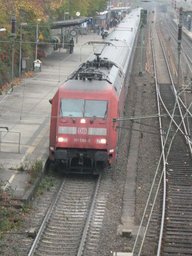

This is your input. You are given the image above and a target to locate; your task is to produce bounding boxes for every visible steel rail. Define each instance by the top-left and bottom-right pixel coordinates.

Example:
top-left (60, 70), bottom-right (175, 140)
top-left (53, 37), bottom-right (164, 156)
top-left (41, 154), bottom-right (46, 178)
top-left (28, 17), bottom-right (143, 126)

top-left (27, 179), bottom-right (65, 256)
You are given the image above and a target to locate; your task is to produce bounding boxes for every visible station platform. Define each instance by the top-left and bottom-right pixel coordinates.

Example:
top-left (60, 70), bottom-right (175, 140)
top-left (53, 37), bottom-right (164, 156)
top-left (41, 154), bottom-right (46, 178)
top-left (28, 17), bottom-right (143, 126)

top-left (0, 32), bottom-right (101, 200)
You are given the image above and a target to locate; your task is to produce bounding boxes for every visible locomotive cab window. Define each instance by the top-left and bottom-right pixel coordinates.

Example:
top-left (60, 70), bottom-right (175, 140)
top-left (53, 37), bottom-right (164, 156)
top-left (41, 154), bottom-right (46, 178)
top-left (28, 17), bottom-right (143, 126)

top-left (84, 100), bottom-right (107, 118)
top-left (60, 99), bottom-right (108, 118)
top-left (60, 99), bottom-right (84, 117)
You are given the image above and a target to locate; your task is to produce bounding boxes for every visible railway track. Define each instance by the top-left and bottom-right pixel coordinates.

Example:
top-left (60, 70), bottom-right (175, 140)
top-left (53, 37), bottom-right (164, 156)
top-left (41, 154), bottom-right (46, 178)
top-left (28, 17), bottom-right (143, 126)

top-left (27, 174), bottom-right (109, 256)
top-left (152, 15), bottom-right (192, 256)
top-left (131, 10), bottom-right (192, 255)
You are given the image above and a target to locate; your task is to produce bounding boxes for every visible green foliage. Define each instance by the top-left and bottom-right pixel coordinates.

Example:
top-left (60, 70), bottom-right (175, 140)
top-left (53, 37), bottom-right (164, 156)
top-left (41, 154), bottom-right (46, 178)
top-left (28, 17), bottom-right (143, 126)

top-left (0, 36), bottom-right (11, 84)
top-left (51, 0), bottom-right (108, 19)
top-left (0, 0), bottom-right (108, 32)
top-left (0, 60), bottom-right (11, 84)
top-left (36, 175), bottom-right (55, 196)
top-left (0, 181), bottom-right (27, 238)
top-left (0, 206), bottom-right (21, 233)
top-left (17, 160), bottom-right (43, 182)
top-left (29, 160), bottom-right (43, 181)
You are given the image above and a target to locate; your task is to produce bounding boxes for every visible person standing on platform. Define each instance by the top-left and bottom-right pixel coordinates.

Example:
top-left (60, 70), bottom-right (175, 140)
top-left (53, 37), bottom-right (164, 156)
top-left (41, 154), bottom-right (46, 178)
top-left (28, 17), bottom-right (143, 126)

top-left (69, 38), bottom-right (74, 54)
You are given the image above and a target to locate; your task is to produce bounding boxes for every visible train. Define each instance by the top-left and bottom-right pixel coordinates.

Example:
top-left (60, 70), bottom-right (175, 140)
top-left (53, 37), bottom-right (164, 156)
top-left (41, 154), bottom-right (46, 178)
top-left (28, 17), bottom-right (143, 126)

top-left (49, 8), bottom-right (142, 173)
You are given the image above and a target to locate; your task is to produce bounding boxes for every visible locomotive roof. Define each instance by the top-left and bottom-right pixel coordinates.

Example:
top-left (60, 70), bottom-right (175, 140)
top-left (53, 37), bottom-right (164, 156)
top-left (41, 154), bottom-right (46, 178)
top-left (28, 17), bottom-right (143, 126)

top-left (62, 79), bottom-right (108, 91)
top-left (58, 79), bottom-right (115, 97)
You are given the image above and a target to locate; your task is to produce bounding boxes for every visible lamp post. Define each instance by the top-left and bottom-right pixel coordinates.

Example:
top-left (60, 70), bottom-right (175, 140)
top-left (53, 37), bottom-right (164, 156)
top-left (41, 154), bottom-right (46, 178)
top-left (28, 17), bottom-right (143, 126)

top-left (75, 12), bottom-right (80, 43)
top-left (35, 19), bottom-right (41, 60)
top-left (62, 12), bottom-right (69, 49)
top-left (11, 15), bottom-right (16, 82)
top-left (19, 23), bottom-right (27, 76)
top-left (139, 22), bottom-right (144, 76)
top-left (177, 7), bottom-right (183, 88)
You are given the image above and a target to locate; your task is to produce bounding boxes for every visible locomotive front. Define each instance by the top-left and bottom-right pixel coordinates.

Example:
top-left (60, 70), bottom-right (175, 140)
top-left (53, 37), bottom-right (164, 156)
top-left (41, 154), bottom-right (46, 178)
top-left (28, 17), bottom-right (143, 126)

top-left (49, 80), bottom-right (118, 173)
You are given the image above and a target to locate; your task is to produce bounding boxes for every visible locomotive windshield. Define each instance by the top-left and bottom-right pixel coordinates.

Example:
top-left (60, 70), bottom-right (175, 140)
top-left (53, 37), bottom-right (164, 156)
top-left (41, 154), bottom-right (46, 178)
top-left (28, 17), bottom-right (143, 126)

top-left (60, 99), bottom-right (107, 118)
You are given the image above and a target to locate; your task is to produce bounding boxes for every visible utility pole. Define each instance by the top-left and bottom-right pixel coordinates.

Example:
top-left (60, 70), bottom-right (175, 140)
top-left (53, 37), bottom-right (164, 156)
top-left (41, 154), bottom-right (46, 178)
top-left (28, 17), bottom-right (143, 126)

top-left (11, 15), bottom-right (16, 82)
top-left (35, 23), bottom-right (39, 60)
top-left (62, 11), bottom-right (65, 49)
top-left (62, 12), bottom-right (69, 48)
top-left (139, 21), bottom-right (144, 76)
top-left (19, 23), bottom-right (27, 76)
top-left (177, 7), bottom-right (183, 88)
top-left (35, 19), bottom-right (41, 60)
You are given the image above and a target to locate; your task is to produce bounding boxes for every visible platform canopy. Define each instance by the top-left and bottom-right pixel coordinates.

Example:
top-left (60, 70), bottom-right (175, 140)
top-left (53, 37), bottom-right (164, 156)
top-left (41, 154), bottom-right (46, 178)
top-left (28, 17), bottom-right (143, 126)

top-left (51, 18), bottom-right (89, 29)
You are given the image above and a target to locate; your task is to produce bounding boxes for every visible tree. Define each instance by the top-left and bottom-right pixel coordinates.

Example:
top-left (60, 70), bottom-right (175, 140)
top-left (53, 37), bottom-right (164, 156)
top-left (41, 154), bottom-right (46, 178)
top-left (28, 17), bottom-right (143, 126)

top-left (87, 0), bottom-right (107, 16)
top-left (0, 0), bottom-right (108, 86)
top-left (49, 0), bottom-right (108, 20)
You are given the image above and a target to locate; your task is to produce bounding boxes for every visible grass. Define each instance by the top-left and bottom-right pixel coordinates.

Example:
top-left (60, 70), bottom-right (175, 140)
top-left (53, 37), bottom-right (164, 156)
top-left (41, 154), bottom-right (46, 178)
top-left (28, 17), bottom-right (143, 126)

top-left (0, 182), bottom-right (29, 238)
top-left (17, 159), bottom-right (43, 183)
top-left (0, 160), bottom-right (55, 238)
top-left (0, 159), bottom-right (43, 238)
top-left (36, 175), bottom-right (55, 196)
top-left (28, 160), bottom-right (43, 183)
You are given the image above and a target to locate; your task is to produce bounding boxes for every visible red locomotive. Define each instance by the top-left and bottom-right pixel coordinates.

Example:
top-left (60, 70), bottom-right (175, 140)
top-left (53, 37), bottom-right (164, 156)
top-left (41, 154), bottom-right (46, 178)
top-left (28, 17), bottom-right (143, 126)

top-left (49, 8), bottom-right (142, 173)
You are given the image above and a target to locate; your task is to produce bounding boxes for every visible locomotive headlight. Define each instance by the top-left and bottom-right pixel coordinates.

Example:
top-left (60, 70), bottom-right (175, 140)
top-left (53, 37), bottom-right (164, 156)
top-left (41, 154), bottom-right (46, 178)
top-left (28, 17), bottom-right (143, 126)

top-left (96, 138), bottom-right (107, 144)
top-left (57, 136), bottom-right (68, 143)
top-left (109, 149), bottom-right (114, 153)
top-left (80, 118), bottom-right (86, 124)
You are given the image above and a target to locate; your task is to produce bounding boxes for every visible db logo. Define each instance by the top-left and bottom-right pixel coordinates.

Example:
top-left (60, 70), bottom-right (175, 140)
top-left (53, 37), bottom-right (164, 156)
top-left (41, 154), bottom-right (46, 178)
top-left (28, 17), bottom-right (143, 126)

top-left (78, 127), bottom-right (87, 135)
